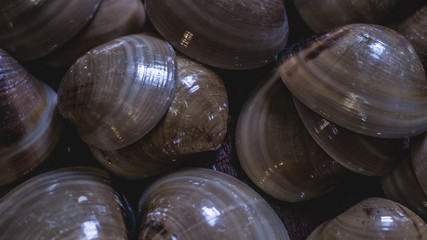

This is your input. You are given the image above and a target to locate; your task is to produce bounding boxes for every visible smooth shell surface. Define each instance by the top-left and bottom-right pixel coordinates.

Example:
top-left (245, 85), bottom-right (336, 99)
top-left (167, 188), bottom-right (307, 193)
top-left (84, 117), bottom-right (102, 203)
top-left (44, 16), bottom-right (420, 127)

top-left (411, 132), bottom-right (427, 195)
top-left (306, 197), bottom-right (427, 239)
top-left (40, 0), bottom-right (146, 68)
top-left (278, 24), bottom-right (427, 138)
top-left (397, 4), bottom-right (427, 69)
top-left (145, 0), bottom-right (289, 70)
top-left (58, 34), bottom-right (176, 151)
top-left (138, 168), bottom-right (290, 240)
top-left (0, 167), bottom-right (128, 239)
top-left (294, 99), bottom-right (404, 176)
top-left (292, 0), bottom-right (398, 33)
top-left (0, 0), bottom-right (102, 61)
top-left (235, 70), bottom-right (347, 202)
top-left (90, 55), bottom-right (229, 179)
top-left (0, 49), bottom-right (62, 186)
top-left (381, 157), bottom-right (427, 220)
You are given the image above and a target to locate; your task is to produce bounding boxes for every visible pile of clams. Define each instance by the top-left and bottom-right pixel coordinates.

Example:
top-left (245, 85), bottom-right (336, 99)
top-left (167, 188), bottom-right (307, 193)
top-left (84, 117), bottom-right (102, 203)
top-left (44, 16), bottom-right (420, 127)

top-left (1, 0), bottom-right (427, 239)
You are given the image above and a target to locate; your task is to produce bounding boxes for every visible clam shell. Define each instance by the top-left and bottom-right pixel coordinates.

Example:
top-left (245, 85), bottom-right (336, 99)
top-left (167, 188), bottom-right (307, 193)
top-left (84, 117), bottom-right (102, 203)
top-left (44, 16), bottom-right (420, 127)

top-left (397, 4), bottom-right (427, 69)
top-left (58, 34), bottom-right (176, 151)
top-left (294, 98), bottom-right (404, 176)
top-left (138, 168), bottom-right (290, 240)
top-left (145, 0), bottom-right (289, 70)
top-left (0, 49), bottom-right (62, 186)
top-left (307, 197), bottom-right (427, 239)
top-left (292, 0), bottom-right (399, 33)
top-left (40, 0), bottom-right (146, 68)
top-left (0, 0), bottom-right (102, 61)
top-left (235, 70), bottom-right (347, 202)
top-left (90, 55), bottom-right (229, 179)
top-left (381, 157), bottom-right (427, 220)
top-left (278, 24), bottom-right (427, 138)
top-left (0, 167), bottom-right (128, 239)
top-left (411, 132), bottom-right (427, 195)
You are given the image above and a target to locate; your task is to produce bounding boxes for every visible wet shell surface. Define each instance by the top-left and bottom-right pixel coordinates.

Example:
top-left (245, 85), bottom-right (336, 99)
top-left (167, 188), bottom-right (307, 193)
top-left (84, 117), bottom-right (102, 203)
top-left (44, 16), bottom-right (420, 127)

top-left (90, 55), bottom-right (229, 179)
top-left (0, 167), bottom-right (128, 239)
top-left (0, 0), bottom-right (102, 61)
top-left (292, 0), bottom-right (399, 33)
top-left (137, 168), bottom-right (290, 240)
top-left (294, 99), bottom-right (404, 176)
top-left (410, 132), bottom-right (427, 195)
top-left (235, 70), bottom-right (347, 202)
top-left (145, 0), bottom-right (289, 70)
top-left (57, 34), bottom-right (176, 151)
top-left (40, 0), bottom-right (146, 68)
top-left (0, 49), bottom-right (62, 186)
top-left (278, 24), bottom-right (427, 138)
top-left (381, 157), bottom-right (427, 221)
top-left (306, 197), bottom-right (427, 239)
top-left (397, 4), bottom-right (427, 69)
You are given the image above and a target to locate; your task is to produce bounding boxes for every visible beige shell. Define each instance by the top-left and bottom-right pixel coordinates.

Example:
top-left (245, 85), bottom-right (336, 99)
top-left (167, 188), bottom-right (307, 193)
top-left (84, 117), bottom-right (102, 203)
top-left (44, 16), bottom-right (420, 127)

top-left (278, 24), bottom-right (427, 138)
top-left (0, 167), bottom-right (128, 239)
top-left (307, 197), bottom-right (427, 239)
top-left (90, 55), bottom-right (228, 179)
top-left (381, 157), bottom-right (427, 220)
top-left (57, 34), bottom-right (176, 151)
top-left (145, 0), bottom-right (289, 70)
top-left (235, 69), bottom-right (347, 202)
top-left (138, 168), bottom-right (290, 240)
top-left (0, 0), bottom-right (102, 61)
top-left (294, 98), bottom-right (404, 176)
top-left (0, 49), bottom-right (62, 186)
top-left (40, 0), bottom-right (146, 68)
top-left (292, 0), bottom-right (399, 33)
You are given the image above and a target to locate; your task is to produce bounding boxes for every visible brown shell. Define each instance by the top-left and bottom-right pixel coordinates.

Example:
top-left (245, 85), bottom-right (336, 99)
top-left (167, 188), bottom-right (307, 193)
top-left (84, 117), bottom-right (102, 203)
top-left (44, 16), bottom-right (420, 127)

top-left (397, 4), bottom-right (427, 69)
top-left (292, 0), bottom-right (399, 33)
top-left (278, 24), bottom-right (427, 138)
top-left (145, 0), bottom-right (289, 70)
top-left (0, 49), bottom-right (62, 186)
top-left (0, 0), bottom-right (102, 61)
top-left (411, 132), bottom-right (427, 195)
top-left (40, 0), bottom-right (146, 68)
top-left (381, 157), bottom-right (427, 221)
top-left (90, 55), bottom-right (229, 179)
top-left (307, 197), bottom-right (427, 239)
top-left (235, 69), bottom-right (348, 202)
top-left (138, 168), bottom-right (290, 240)
top-left (0, 167), bottom-right (128, 239)
top-left (58, 34), bottom-right (176, 151)
top-left (294, 98), bottom-right (405, 176)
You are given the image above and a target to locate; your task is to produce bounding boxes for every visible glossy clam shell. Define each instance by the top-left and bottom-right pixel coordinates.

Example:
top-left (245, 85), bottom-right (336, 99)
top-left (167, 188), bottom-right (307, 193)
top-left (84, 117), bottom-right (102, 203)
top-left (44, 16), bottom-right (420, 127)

top-left (0, 167), bottom-right (127, 239)
top-left (397, 4), bottom-right (427, 69)
top-left (0, 49), bottom-right (62, 186)
top-left (306, 197), bottom-right (427, 239)
top-left (294, 99), bottom-right (404, 176)
top-left (138, 168), bottom-right (290, 240)
top-left (145, 0), bottom-right (289, 70)
top-left (411, 132), bottom-right (427, 195)
top-left (292, 0), bottom-right (398, 33)
top-left (58, 34), bottom-right (176, 151)
top-left (90, 55), bottom-right (229, 179)
top-left (0, 0), bottom-right (102, 61)
top-left (40, 0), bottom-right (146, 68)
top-left (278, 24), bottom-right (427, 138)
top-left (235, 70), bottom-right (347, 202)
top-left (381, 157), bottom-right (427, 220)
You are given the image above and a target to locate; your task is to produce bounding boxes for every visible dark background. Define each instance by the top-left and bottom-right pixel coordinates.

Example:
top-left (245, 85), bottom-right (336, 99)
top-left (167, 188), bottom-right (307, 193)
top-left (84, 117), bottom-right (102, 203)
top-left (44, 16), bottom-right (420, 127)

top-left (1, 0), bottom-right (426, 239)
